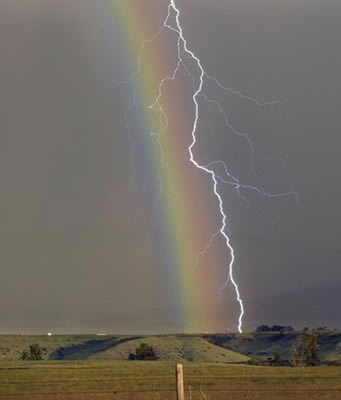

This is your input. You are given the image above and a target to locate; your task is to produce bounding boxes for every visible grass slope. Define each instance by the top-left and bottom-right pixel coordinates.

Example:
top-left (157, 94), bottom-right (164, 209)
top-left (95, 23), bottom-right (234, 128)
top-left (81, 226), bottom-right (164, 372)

top-left (205, 331), bottom-right (341, 362)
top-left (0, 335), bottom-right (248, 363)
top-left (88, 335), bottom-right (249, 362)
top-left (0, 335), bottom-right (93, 362)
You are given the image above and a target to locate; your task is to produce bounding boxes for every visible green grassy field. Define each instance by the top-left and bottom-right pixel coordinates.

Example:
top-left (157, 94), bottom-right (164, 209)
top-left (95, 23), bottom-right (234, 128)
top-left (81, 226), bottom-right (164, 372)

top-left (0, 360), bottom-right (340, 400)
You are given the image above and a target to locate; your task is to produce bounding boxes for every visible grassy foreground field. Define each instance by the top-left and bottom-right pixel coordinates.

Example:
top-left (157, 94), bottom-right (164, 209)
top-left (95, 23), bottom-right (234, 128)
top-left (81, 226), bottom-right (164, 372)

top-left (0, 360), bottom-right (341, 400)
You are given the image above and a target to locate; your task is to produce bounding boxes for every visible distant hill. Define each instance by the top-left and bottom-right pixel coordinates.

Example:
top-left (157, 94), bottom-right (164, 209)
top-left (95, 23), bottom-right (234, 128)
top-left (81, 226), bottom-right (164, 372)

top-left (0, 334), bottom-right (248, 363)
top-left (87, 336), bottom-right (249, 363)
top-left (205, 331), bottom-right (341, 362)
top-left (49, 335), bottom-right (248, 363)
top-left (0, 331), bottom-right (340, 363)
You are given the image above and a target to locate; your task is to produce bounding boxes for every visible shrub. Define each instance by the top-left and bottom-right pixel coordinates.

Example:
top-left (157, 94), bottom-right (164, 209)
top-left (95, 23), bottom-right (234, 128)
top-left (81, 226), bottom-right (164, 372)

top-left (21, 344), bottom-right (43, 361)
top-left (128, 343), bottom-right (159, 361)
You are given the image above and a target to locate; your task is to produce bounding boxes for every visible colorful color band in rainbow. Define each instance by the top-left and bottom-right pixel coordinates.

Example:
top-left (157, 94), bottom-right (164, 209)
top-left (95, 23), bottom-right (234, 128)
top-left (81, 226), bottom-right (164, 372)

top-left (111, 0), bottom-right (235, 332)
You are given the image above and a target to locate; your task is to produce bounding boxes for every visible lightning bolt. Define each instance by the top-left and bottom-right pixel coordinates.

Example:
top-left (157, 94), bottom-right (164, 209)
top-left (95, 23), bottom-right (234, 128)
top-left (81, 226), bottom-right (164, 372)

top-left (123, 0), bottom-right (297, 333)
top-left (163, 0), bottom-right (246, 333)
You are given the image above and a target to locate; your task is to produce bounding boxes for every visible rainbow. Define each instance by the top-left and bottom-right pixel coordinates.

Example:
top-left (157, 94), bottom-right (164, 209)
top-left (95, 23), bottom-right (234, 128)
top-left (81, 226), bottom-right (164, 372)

top-left (110, 0), bottom-right (234, 332)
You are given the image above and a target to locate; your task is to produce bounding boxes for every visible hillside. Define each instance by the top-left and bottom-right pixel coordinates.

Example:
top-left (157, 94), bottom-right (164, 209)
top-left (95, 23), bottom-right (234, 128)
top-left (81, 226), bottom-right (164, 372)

top-left (205, 331), bottom-right (341, 362)
top-left (87, 336), bottom-right (249, 363)
top-left (50, 335), bottom-right (248, 363)
top-left (0, 335), bottom-right (90, 362)
top-left (0, 334), bottom-right (248, 363)
top-left (1, 331), bottom-right (340, 363)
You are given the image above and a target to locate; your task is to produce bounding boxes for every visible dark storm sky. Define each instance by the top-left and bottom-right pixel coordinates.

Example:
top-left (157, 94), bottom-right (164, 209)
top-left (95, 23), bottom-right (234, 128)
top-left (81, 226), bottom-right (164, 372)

top-left (0, 0), bottom-right (340, 333)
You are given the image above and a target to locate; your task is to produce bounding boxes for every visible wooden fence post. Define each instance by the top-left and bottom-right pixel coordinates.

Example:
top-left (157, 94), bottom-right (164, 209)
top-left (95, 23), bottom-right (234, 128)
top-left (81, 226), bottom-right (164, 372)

top-left (176, 363), bottom-right (185, 400)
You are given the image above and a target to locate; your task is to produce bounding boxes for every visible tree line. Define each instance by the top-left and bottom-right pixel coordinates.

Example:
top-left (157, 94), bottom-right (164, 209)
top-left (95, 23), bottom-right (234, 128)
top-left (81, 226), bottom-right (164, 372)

top-left (256, 324), bottom-right (294, 332)
top-left (256, 324), bottom-right (329, 332)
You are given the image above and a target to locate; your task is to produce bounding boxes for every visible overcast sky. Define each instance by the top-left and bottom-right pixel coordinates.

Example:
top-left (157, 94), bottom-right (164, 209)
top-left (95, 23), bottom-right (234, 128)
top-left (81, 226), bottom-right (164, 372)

top-left (0, 0), bottom-right (340, 333)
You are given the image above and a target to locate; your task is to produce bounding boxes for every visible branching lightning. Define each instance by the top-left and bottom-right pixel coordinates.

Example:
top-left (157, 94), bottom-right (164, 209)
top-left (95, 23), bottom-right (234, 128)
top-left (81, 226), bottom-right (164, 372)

top-left (123, 0), bottom-right (297, 333)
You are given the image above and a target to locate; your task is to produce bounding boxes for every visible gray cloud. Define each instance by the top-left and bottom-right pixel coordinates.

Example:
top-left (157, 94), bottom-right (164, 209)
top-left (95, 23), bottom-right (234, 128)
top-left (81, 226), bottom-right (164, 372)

top-left (0, 0), bottom-right (340, 333)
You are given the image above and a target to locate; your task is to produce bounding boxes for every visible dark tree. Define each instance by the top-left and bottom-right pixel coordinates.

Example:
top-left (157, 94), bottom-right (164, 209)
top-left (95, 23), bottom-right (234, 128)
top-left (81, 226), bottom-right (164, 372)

top-left (302, 334), bottom-right (320, 366)
top-left (21, 344), bottom-right (43, 361)
top-left (316, 326), bottom-right (327, 331)
top-left (290, 334), bottom-right (319, 367)
top-left (128, 343), bottom-right (159, 361)
top-left (271, 325), bottom-right (283, 332)
top-left (256, 324), bottom-right (295, 333)
top-left (256, 325), bottom-right (270, 332)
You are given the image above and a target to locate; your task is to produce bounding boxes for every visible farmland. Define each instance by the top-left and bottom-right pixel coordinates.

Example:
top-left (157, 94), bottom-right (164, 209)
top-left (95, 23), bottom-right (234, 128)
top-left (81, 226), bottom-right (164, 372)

top-left (0, 333), bottom-right (340, 399)
top-left (0, 360), bottom-right (341, 399)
